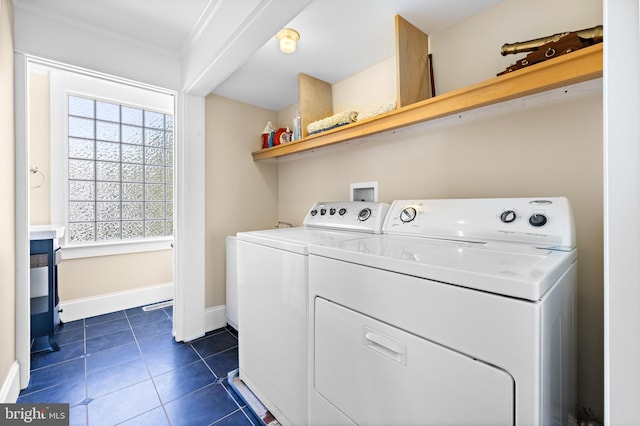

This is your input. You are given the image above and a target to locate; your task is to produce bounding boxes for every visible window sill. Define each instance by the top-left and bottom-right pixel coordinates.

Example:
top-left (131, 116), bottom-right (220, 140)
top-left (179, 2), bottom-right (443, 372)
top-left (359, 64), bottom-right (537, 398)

top-left (60, 238), bottom-right (173, 260)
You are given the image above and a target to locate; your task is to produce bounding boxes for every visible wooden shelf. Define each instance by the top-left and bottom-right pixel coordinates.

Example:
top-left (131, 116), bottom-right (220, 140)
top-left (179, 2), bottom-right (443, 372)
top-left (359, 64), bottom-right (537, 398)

top-left (252, 43), bottom-right (603, 161)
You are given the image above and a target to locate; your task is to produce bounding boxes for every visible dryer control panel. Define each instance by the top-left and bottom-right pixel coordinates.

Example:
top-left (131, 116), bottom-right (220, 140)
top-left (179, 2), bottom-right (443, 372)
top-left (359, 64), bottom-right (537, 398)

top-left (303, 201), bottom-right (389, 234)
top-left (384, 197), bottom-right (575, 251)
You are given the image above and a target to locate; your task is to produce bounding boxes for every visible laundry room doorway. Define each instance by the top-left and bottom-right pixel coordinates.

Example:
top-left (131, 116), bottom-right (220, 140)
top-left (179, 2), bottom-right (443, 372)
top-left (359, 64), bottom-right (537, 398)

top-left (14, 55), bottom-right (184, 388)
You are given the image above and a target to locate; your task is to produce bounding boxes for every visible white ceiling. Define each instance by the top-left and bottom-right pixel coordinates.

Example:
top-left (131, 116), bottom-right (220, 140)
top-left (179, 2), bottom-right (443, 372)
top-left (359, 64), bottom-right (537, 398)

top-left (13, 0), bottom-right (503, 111)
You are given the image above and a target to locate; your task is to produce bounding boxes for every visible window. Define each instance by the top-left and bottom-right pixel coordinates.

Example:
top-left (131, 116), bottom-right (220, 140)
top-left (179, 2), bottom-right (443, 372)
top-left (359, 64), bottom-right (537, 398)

top-left (66, 95), bottom-right (174, 244)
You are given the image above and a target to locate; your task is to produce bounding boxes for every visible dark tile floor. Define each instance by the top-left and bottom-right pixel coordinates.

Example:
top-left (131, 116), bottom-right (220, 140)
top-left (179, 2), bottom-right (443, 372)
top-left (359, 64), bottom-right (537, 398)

top-left (18, 304), bottom-right (256, 426)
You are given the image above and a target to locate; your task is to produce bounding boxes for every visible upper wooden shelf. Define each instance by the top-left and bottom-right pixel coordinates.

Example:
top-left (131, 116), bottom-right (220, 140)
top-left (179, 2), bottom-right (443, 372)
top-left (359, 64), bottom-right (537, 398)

top-left (252, 43), bottom-right (603, 161)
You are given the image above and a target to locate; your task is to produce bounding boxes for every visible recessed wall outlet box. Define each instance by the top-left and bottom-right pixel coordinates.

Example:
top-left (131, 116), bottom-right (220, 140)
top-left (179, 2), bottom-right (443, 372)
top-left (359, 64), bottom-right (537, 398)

top-left (350, 181), bottom-right (378, 202)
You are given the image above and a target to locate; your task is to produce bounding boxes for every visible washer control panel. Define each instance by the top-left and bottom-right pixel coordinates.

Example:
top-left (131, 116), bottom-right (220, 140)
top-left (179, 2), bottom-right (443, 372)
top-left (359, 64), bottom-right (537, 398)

top-left (303, 201), bottom-right (390, 234)
top-left (384, 197), bottom-right (575, 250)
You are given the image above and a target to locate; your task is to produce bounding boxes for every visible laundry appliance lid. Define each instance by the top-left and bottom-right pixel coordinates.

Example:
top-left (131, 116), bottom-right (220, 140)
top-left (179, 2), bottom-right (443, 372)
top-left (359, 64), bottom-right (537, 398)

top-left (236, 227), bottom-right (376, 255)
top-left (308, 234), bottom-right (577, 301)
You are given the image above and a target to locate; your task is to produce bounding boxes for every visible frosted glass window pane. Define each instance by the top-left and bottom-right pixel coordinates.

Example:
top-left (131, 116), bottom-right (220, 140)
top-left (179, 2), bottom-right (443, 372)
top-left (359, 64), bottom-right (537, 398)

top-left (97, 222), bottom-right (120, 240)
top-left (122, 106), bottom-right (142, 125)
top-left (69, 96), bottom-right (94, 118)
top-left (145, 166), bottom-right (164, 183)
top-left (122, 125), bottom-right (143, 144)
top-left (96, 182), bottom-right (120, 201)
top-left (122, 183), bottom-right (143, 201)
top-left (67, 95), bottom-right (173, 246)
top-left (97, 202), bottom-right (121, 221)
top-left (144, 111), bottom-right (164, 129)
top-left (69, 116), bottom-right (95, 139)
top-left (145, 220), bottom-right (165, 237)
top-left (122, 221), bottom-right (143, 239)
top-left (145, 202), bottom-right (164, 220)
top-left (122, 144), bottom-right (143, 164)
top-left (96, 121), bottom-right (120, 142)
top-left (96, 161), bottom-right (120, 181)
top-left (145, 184), bottom-right (164, 201)
top-left (96, 141), bottom-right (120, 162)
top-left (69, 159), bottom-right (95, 180)
top-left (69, 202), bottom-right (95, 222)
top-left (69, 223), bottom-right (95, 243)
top-left (69, 181), bottom-right (94, 201)
top-left (122, 164), bottom-right (143, 182)
top-left (69, 138), bottom-right (94, 159)
top-left (144, 129), bottom-right (164, 147)
top-left (96, 101), bottom-right (119, 122)
top-left (122, 202), bottom-right (143, 220)
top-left (145, 147), bottom-right (164, 165)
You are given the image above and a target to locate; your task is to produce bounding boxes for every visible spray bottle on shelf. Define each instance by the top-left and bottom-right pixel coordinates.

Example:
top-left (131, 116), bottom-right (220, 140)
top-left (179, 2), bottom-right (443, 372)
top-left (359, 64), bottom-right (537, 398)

top-left (292, 111), bottom-right (302, 141)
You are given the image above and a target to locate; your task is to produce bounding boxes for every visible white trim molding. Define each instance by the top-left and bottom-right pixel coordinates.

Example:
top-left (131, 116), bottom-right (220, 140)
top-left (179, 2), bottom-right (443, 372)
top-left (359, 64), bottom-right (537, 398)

top-left (0, 361), bottom-right (20, 403)
top-left (59, 282), bottom-right (173, 322)
top-left (205, 305), bottom-right (227, 334)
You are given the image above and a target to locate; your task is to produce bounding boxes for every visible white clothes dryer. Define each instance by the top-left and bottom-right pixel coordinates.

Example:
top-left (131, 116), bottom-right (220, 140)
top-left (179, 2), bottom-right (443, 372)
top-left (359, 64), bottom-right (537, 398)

top-left (236, 201), bottom-right (389, 426)
top-left (308, 197), bottom-right (577, 426)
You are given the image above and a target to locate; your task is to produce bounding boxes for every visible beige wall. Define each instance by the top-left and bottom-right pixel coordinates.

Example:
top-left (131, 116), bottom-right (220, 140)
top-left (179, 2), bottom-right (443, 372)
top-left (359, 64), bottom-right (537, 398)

top-left (204, 95), bottom-right (278, 308)
top-left (277, 0), bottom-right (604, 418)
top-left (58, 250), bottom-right (173, 300)
top-left (27, 70), bottom-right (173, 304)
top-left (0, 0), bottom-right (15, 395)
top-left (278, 86), bottom-right (604, 416)
top-left (204, 0), bottom-right (604, 417)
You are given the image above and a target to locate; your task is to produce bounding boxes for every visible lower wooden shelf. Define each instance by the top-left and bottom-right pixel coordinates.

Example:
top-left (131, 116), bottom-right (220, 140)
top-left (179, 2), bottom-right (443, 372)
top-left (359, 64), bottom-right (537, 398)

top-left (252, 43), bottom-right (603, 161)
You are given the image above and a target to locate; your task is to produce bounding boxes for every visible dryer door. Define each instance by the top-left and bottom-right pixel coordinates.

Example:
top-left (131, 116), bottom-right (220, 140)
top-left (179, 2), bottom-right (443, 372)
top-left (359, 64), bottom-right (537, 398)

top-left (313, 297), bottom-right (514, 426)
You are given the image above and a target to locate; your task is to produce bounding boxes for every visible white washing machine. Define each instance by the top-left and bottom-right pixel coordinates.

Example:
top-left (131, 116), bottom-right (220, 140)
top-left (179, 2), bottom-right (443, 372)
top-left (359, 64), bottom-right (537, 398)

top-left (236, 201), bottom-right (389, 426)
top-left (308, 197), bottom-right (577, 426)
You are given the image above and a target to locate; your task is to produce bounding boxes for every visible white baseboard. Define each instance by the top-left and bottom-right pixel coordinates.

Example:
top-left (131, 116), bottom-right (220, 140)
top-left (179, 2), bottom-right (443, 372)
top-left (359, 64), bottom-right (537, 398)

top-left (59, 283), bottom-right (174, 322)
top-left (204, 305), bottom-right (227, 333)
top-left (0, 361), bottom-right (20, 403)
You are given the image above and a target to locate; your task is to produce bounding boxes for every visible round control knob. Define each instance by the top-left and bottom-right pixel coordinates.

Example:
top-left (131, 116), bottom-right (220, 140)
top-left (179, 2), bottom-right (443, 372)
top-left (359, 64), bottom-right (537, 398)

top-left (529, 214), bottom-right (548, 227)
top-left (338, 208), bottom-right (347, 216)
top-left (329, 208), bottom-right (336, 215)
top-left (310, 209), bottom-right (318, 216)
top-left (400, 207), bottom-right (417, 223)
top-left (500, 210), bottom-right (517, 223)
top-left (358, 208), bottom-right (372, 221)
top-left (320, 208), bottom-right (327, 216)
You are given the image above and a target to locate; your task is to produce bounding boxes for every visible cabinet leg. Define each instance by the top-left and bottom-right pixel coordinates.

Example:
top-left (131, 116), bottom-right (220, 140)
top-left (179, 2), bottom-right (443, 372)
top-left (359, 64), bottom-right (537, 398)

top-left (48, 334), bottom-right (60, 352)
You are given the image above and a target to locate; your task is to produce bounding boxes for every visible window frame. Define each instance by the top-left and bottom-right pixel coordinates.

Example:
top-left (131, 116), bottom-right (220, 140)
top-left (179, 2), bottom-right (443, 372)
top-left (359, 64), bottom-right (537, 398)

top-left (47, 65), bottom-right (175, 259)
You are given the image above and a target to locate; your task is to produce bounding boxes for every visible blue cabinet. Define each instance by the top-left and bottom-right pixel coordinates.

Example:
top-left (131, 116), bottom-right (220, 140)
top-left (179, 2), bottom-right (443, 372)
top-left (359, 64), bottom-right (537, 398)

top-left (30, 238), bottom-right (61, 351)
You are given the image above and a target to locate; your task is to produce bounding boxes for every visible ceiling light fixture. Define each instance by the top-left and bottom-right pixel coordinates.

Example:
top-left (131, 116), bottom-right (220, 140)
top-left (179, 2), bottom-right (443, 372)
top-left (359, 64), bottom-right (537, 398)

top-left (276, 28), bottom-right (300, 53)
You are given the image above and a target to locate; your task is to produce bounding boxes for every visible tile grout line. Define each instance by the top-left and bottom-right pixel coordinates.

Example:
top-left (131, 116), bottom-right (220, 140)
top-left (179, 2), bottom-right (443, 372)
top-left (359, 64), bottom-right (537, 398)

top-left (185, 328), bottom-right (251, 420)
top-left (124, 306), bottom-right (173, 425)
top-left (83, 318), bottom-right (89, 426)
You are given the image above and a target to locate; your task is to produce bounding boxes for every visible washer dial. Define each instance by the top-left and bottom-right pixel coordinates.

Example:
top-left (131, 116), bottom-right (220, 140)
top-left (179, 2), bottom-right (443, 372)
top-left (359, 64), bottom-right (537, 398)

top-left (400, 207), bottom-right (418, 223)
top-left (358, 208), bottom-right (372, 221)
top-left (529, 214), bottom-right (548, 227)
top-left (500, 210), bottom-right (517, 223)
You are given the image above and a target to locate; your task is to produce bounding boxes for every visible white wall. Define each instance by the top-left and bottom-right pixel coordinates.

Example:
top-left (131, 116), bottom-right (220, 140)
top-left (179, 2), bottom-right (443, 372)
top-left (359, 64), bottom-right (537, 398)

top-left (12, 7), bottom-right (180, 91)
top-left (604, 1), bottom-right (640, 424)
